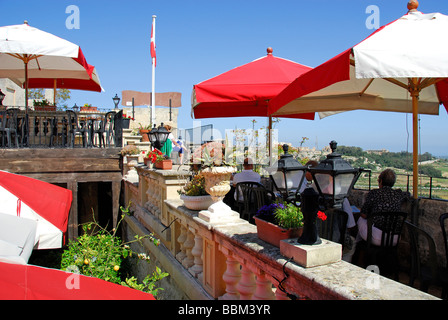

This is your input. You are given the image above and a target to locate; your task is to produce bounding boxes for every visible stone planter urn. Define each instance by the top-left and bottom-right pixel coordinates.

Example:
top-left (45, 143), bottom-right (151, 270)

top-left (180, 194), bottom-right (214, 211)
top-left (124, 155), bottom-right (139, 182)
top-left (198, 166), bottom-right (239, 223)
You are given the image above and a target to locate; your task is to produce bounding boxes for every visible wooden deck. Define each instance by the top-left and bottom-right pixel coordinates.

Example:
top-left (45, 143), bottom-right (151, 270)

top-left (0, 147), bottom-right (123, 240)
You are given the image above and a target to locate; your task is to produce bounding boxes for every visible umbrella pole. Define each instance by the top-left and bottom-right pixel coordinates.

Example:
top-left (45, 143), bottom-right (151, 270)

top-left (268, 116), bottom-right (273, 162)
top-left (25, 60), bottom-right (29, 114)
top-left (54, 79), bottom-right (57, 106)
top-left (410, 80), bottom-right (420, 199)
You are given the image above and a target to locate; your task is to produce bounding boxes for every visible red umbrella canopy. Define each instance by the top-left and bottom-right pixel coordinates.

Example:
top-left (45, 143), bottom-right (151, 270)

top-left (192, 48), bottom-right (315, 119)
top-left (0, 262), bottom-right (155, 300)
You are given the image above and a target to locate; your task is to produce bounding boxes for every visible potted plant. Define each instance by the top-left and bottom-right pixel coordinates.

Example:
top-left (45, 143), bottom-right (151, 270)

top-left (192, 142), bottom-right (236, 204)
top-left (120, 144), bottom-right (141, 180)
top-left (178, 173), bottom-right (214, 210)
top-left (254, 201), bottom-right (305, 247)
top-left (138, 123), bottom-right (152, 142)
top-left (122, 114), bottom-right (133, 129)
top-left (145, 148), bottom-right (172, 170)
top-left (120, 144), bottom-right (140, 157)
top-left (80, 103), bottom-right (98, 112)
top-left (33, 99), bottom-right (56, 111)
top-left (254, 202), bottom-right (328, 247)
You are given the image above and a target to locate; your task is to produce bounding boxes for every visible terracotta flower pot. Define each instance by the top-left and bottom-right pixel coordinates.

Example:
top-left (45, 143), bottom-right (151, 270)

top-left (254, 216), bottom-right (303, 247)
top-left (140, 129), bottom-right (150, 142)
top-left (155, 159), bottom-right (172, 170)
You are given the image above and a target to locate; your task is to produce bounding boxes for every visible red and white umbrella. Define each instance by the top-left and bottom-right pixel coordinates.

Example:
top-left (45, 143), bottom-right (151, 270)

top-left (0, 22), bottom-right (102, 109)
top-left (0, 171), bottom-right (72, 249)
top-left (0, 262), bottom-right (155, 300)
top-left (269, 2), bottom-right (448, 198)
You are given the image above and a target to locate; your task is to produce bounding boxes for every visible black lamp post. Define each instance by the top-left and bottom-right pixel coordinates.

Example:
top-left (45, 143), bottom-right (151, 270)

top-left (0, 89), bottom-right (5, 106)
top-left (268, 144), bottom-right (307, 202)
top-left (297, 141), bottom-right (360, 246)
top-left (309, 141), bottom-right (361, 209)
top-left (72, 103), bottom-right (79, 112)
top-left (149, 123), bottom-right (170, 151)
top-left (113, 94), bottom-right (121, 110)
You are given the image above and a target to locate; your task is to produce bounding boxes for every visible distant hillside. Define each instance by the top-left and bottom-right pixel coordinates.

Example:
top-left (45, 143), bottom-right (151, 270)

top-left (338, 146), bottom-right (444, 178)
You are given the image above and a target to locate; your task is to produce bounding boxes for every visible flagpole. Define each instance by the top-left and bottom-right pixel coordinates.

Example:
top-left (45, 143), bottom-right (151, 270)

top-left (151, 15), bottom-right (156, 126)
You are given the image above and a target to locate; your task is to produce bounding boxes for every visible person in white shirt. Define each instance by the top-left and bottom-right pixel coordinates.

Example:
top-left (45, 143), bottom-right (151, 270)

top-left (232, 158), bottom-right (261, 201)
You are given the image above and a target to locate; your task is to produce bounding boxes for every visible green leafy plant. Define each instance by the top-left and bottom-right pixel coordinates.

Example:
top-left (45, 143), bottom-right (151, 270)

top-left (60, 203), bottom-right (168, 297)
top-left (191, 141), bottom-right (235, 168)
top-left (273, 202), bottom-right (304, 229)
top-left (256, 201), bottom-right (304, 229)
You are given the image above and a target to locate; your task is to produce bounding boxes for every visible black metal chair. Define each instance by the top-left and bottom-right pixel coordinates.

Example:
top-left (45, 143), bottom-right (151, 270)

top-left (406, 221), bottom-right (448, 297)
top-left (439, 213), bottom-right (448, 298)
top-left (0, 108), bottom-right (19, 148)
top-left (354, 211), bottom-right (407, 280)
top-left (317, 208), bottom-right (348, 245)
top-left (93, 111), bottom-right (116, 148)
top-left (235, 182), bottom-right (274, 223)
top-left (66, 110), bottom-right (87, 147)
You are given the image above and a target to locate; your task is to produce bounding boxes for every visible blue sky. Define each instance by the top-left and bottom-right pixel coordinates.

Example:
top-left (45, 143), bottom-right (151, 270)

top-left (2, 0), bottom-right (448, 156)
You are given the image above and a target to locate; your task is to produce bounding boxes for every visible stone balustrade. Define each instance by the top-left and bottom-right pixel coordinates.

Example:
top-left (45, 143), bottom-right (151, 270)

top-left (122, 165), bottom-right (439, 300)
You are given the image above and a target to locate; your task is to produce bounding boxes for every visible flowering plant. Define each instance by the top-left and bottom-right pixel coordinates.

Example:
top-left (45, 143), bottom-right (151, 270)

top-left (317, 210), bottom-right (327, 221)
top-left (123, 114), bottom-right (135, 121)
top-left (61, 203), bottom-right (168, 297)
top-left (256, 201), bottom-right (303, 229)
top-left (145, 148), bottom-right (167, 164)
top-left (120, 144), bottom-right (140, 156)
top-left (256, 202), bottom-right (327, 229)
top-left (178, 173), bottom-right (207, 196)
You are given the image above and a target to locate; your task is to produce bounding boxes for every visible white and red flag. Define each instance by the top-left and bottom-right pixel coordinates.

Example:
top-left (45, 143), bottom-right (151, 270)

top-left (150, 19), bottom-right (156, 67)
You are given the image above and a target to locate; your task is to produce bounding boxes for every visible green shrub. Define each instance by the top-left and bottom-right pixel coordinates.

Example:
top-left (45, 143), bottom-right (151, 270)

top-left (61, 204), bottom-right (168, 297)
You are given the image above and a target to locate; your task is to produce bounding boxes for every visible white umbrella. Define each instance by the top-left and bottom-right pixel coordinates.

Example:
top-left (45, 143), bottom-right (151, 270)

top-left (269, 2), bottom-right (448, 198)
top-left (0, 21), bottom-right (102, 110)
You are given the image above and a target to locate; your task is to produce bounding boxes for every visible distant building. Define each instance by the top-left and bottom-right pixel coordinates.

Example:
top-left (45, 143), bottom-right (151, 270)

top-left (0, 79), bottom-right (26, 107)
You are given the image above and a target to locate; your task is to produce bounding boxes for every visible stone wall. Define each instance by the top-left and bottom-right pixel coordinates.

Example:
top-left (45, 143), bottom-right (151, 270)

top-left (121, 165), bottom-right (439, 300)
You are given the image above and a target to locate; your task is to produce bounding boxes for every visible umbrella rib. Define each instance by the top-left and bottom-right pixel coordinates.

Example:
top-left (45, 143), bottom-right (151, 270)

top-left (383, 78), bottom-right (408, 90)
top-left (419, 77), bottom-right (443, 90)
top-left (359, 79), bottom-right (374, 97)
top-left (6, 53), bottom-right (43, 63)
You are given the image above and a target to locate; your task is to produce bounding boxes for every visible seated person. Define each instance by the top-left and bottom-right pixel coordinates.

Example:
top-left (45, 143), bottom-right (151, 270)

top-left (356, 168), bottom-right (409, 246)
top-left (232, 158), bottom-right (261, 201)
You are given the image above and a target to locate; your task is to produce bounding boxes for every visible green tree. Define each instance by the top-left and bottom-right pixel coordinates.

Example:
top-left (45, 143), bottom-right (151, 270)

top-left (28, 88), bottom-right (71, 108)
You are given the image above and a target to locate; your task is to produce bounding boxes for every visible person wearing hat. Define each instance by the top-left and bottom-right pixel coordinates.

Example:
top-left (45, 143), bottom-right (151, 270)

top-left (160, 122), bottom-right (180, 158)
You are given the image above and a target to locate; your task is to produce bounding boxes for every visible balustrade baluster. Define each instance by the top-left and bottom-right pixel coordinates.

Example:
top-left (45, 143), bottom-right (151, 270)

top-left (236, 264), bottom-right (256, 300)
top-left (219, 248), bottom-right (241, 300)
top-left (188, 230), bottom-right (203, 279)
top-left (252, 271), bottom-right (276, 300)
top-left (176, 225), bottom-right (187, 262)
top-left (182, 229), bottom-right (195, 269)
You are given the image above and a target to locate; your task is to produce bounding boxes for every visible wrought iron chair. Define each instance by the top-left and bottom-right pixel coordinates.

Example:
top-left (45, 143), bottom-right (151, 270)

top-left (93, 111), bottom-right (116, 147)
top-left (66, 110), bottom-right (87, 147)
top-left (440, 213), bottom-right (448, 299)
top-left (354, 211), bottom-right (407, 280)
top-left (317, 208), bottom-right (348, 245)
top-left (406, 221), bottom-right (448, 297)
top-left (0, 108), bottom-right (19, 148)
top-left (235, 182), bottom-right (274, 223)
